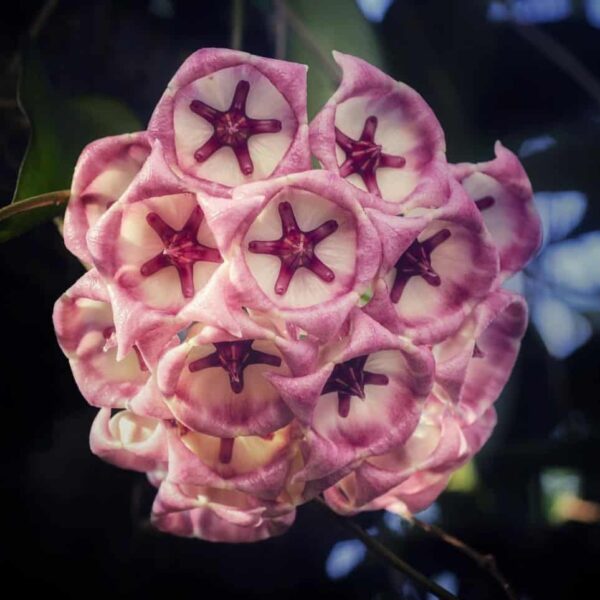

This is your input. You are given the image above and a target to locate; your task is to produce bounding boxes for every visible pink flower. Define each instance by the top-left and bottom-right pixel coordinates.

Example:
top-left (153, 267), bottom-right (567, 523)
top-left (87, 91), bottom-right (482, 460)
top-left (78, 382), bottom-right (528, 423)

top-left (453, 141), bottom-right (543, 283)
top-left (64, 132), bottom-right (151, 263)
top-left (149, 48), bottom-right (310, 195)
top-left (310, 52), bottom-right (448, 210)
top-left (53, 48), bottom-right (541, 542)
top-left (198, 170), bottom-right (381, 340)
top-left (364, 179), bottom-right (499, 343)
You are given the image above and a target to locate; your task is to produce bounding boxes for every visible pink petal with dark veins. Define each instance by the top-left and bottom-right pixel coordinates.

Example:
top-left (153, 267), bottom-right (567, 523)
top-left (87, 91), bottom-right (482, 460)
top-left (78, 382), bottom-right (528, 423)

top-left (453, 141), bottom-right (542, 283)
top-left (64, 132), bottom-right (150, 263)
top-left (310, 52), bottom-right (447, 208)
top-left (149, 48), bottom-right (310, 195)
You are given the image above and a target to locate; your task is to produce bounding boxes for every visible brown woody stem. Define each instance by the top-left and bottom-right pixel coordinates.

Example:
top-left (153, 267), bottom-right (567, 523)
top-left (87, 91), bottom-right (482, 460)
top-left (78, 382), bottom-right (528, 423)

top-left (315, 498), bottom-right (459, 600)
top-left (408, 516), bottom-right (517, 600)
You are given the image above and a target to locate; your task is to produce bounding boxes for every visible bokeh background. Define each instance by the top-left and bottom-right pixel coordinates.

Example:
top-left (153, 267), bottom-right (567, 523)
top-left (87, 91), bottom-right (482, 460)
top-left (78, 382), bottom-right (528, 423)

top-left (1, 1), bottom-right (599, 598)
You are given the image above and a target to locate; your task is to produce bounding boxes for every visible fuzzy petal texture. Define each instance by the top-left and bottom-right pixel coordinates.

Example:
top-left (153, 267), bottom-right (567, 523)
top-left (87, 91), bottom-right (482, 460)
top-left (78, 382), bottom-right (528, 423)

top-left (323, 395), bottom-right (468, 513)
top-left (435, 290), bottom-right (528, 424)
top-left (64, 132), bottom-right (151, 263)
top-left (165, 422), bottom-right (300, 501)
top-left (156, 315), bottom-right (314, 437)
top-left (270, 311), bottom-right (434, 482)
top-left (149, 48), bottom-right (310, 195)
top-left (151, 482), bottom-right (296, 542)
top-left (53, 269), bottom-right (152, 408)
top-left (375, 408), bottom-right (496, 515)
top-left (453, 141), bottom-right (542, 283)
top-left (200, 171), bottom-right (381, 341)
top-left (87, 152), bottom-right (227, 357)
top-left (310, 51), bottom-right (447, 209)
top-left (89, 408), bottom-right (168, 472)
top-left (365, 179), bottom-right (499, 344)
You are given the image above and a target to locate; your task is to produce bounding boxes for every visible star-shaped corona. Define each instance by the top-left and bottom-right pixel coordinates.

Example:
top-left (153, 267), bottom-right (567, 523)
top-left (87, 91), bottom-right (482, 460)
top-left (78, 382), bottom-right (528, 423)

top-left (140, 206), bottom-right (222, 298)
top-left (189, 80), bottom-right (282, 175)
top-left (335, 116), bottom-right (406, 196)
top-left (248, 201), bottom-right (338, 295)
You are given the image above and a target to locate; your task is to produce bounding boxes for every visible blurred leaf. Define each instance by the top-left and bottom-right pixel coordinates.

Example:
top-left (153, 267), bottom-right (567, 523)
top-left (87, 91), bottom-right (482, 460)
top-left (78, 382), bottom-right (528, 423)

top-left (2, 47), bottom-right (141, 242)
top-left (284, 0), bottom-right (385, 117)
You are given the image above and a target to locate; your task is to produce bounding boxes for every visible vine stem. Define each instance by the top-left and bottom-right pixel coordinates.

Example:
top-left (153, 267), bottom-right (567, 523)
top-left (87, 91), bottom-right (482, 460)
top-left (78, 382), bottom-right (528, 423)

top-left (408, 516), bottom-right (517, 600)
top-left (315, 498), bottom-right (459, 600)
top-left (230, 0), bottom-right (245, 51)
top-left (0, 190), bottom-right (70, 222)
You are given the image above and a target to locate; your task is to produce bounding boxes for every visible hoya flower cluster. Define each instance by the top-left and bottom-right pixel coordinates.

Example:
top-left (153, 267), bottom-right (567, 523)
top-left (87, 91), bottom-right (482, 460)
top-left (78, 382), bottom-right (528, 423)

top-left (53, 49), bottom-right (541, 542)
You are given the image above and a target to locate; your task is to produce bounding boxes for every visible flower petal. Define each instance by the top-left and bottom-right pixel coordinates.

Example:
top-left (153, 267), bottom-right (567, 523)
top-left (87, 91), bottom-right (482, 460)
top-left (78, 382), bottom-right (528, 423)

top-left (272, 312), bottom-right (433, 482)
top-left (64, 132), bottom-right (150, 263)
top-left (215, 171), bottom-right (381, 341)
top-left (87, 169), bottom-right (225, 357)
top-left (53, 269), bottom-right (151, 408)
top-left (433, 291), bottom-right (527, 418)
top-left (149, 48), bottom-right (310, 194)
top-left (157, 321), bottom-right (296, 437)
top-left (453, 141), bottom-right (542, 283)
top-left (151, 483), bottom-right (296, 542)
top-left (365, 179), bottom-right (499, 344)
top-left (310, 51), bottom-right (447, 208)
top-left (89, 408), bottom-right (168, 472)
top-left (165, 423), bottom-right (298, 500)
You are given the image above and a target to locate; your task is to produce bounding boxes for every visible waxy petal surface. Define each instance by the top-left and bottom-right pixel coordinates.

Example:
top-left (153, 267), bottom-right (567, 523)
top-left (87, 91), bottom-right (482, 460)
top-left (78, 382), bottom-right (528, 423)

top-left (53, 269), bottom-right (151, 408)
top-left (157, 319), bottom-right (301, 437)
top-left (201, 171), bottom-right (381, 341)
top-left (90, 408), bottom-right (168, 472)
top-left (454, 142), bottom-right (542, 283)
top-left (149, 48), bottom-right (310, 194)
top-left (310, 52), bottom-right (447, 209)
top-left (64, 132), bottom-right (151, 263)
top-left (365, 179), bottom-right (499, 344)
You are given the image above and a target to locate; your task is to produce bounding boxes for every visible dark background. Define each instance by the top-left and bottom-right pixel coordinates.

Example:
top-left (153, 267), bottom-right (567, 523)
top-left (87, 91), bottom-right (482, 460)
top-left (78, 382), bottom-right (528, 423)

top-left (1, 1), bottom-right (599, 598)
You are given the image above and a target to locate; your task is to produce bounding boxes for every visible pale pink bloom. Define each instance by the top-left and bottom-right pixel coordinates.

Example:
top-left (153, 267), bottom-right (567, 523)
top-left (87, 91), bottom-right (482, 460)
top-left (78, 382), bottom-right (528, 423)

top-left (149, 48), bottom-right (310, 195)
top-left (86, 148), bottom-right (235, 358)
top-left (64, 132), bottom-right (151, 263)
top-left (310, 52), bottom-right (448, 210)
top-left (156, 312), bottom-right (316, 438)
top-left (89, 408), bottom-right (168, 473)
top-left (453, 141), bottom-right (543, 283)
top-left (269, 311), bottom-right (434, 483)
top-left (53, 269), bottom-right (156, 408)
top-left (198, 170), bottom-right (381, 340)
top-left (434, 290), bottom-right (528, 425)
top-left (364, 179), bottom-right (499, 343)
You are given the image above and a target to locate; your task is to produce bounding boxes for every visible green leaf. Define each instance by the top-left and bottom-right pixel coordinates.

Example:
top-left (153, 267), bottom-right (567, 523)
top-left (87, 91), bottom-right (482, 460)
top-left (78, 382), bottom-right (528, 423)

top-left (2, 47), bottom-right (142, 242)
top-left (284, 0), bottom-right (385, 118)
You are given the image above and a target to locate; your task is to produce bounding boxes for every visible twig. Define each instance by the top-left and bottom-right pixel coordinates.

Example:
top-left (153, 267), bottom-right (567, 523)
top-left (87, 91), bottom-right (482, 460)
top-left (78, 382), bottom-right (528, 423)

top-left (408, 516), bottom-right (517, 600)
top-left (0, 190), bottom-right (70, 222)
top-left (279, 1), bottom-right (340, 85)
top-left (513, 23), bottom-right (600, 110)
top-left (230, 0), bottom-right (244, 51)
top-left (273, 0), bottom-right (287, 60)
top-left (315, 498), bottom-right (459, 600)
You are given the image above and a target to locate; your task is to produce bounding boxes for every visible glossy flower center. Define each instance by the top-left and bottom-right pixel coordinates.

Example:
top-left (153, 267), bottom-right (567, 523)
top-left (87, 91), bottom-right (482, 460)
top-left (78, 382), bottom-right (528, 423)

top-left (140, 205), bottom-right (222, 299)
top-left (188, 340), bottom-right (282, 394)
top-left (248, 201), bottom-right (338, 295)
top-left (189, 80), bottom-right (282, 175)
top-left (390, 228), bottom-right (451, 303)
top-left (335, 115), bottom-right (406, 196)
top-left (322, 355), bottom-right (389, 418)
